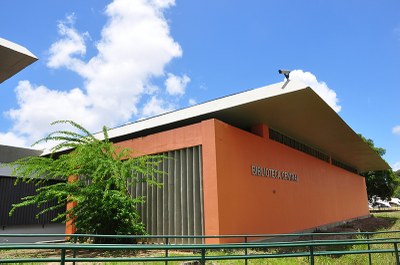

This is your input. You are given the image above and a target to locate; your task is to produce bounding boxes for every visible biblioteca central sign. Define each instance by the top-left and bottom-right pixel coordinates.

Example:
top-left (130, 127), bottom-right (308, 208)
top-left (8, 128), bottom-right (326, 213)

top-left (251, 165), bottom-right (299, 182)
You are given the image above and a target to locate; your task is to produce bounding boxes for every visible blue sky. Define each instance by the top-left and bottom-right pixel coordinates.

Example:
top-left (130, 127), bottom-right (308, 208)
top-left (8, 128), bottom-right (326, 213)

top-left (1, 0), bottom-right (400, 170)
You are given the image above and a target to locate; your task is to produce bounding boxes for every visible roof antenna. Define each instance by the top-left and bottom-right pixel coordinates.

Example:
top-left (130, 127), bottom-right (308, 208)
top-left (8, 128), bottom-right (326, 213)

top-left (278, 69), bottom-right (291, 80)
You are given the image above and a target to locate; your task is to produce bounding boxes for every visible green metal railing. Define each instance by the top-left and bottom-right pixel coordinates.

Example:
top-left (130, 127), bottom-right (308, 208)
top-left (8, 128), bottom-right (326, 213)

top-left (1, 231), bottom-right (400, 264)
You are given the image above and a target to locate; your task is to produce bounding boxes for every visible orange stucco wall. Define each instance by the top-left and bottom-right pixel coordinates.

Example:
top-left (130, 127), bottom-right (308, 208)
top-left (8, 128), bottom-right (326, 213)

top-left (94, 118), bottom-right (369, 244)
top-left (65, 176), bottom-right (77, 235)
top-left (116, 122), bottom-right (203, 157)
top-left (206, 119), bottom-right (369, 243)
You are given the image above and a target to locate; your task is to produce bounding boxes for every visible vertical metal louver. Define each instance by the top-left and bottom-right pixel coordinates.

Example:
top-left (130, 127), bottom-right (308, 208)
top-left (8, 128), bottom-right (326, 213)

top-left (0, 176), bottom-right (64, 226)
top-left (129, 145), bottom-right (204, 244)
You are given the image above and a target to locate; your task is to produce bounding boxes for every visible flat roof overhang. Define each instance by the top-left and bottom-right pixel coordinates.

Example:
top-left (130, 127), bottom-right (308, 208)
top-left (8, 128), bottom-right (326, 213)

top-left (0, 144), bottom-right (42, 163)
top-left (0, 38), bottom-right (37, 84)
top-left (105, 80), bottom-right (389, 173)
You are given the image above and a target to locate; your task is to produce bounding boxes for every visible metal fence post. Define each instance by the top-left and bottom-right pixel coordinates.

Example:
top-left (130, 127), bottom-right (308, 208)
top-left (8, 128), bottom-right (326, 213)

top-left (244, 236), bottom-right (248, 265)
top-left (60, 248), bottom-right (66, 265)
top-left (165, 236), bottom-right (169, 265)
top-left (201, 248), bottom-right (206, 265)
top-left (309, 245), bottom-right (314, 265)
top-left (395, 242), bottom-right (400, 265)
top-left (73, 236), bottom-right (77, 265)
top-left (366, 233), bottom-right (372, 265)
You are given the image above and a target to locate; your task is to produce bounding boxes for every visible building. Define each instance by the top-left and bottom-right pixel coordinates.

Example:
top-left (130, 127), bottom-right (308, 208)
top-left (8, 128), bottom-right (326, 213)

top-left (0, 37), bottom-right (37, 84)
top-left (0, 145), bottom-right (65, 242)
top-left (65, 80), bottom-right (387, 244)
top-left (0, 37), bottom-right (389, 244)
top-left (0, 38), bottom-right (64, 242)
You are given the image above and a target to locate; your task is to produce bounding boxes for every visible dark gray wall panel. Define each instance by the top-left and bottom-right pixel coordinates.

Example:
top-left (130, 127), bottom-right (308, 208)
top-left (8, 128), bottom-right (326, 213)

top-left (0, 176), bottom-right (64, 226)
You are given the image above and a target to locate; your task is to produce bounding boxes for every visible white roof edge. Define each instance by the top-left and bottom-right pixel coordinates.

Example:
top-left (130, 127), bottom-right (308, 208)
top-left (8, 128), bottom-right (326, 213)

top-left (105, 80), bottom-right (308, 140)
top-left (42, 80), bottom-right (306, 156)
top-left (40, 80), bottom-right (388, 172)
top-left (0, 37), bottom-right (37, 59)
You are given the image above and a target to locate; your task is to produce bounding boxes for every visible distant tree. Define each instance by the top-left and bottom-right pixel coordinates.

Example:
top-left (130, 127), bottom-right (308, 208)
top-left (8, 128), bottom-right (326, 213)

top-left (6, 120), bottom-right (163, 243)
top-left (392, 170), bottom-right (400, 199)
top-left (359, 134), bottom-right (399, 200)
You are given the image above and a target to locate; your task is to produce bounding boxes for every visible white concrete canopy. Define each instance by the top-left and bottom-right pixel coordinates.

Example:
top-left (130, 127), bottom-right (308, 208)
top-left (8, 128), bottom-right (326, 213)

top-left (0, 38), bottom-right (37, 84)
top-left (104, 80), bottom-right (389, 173)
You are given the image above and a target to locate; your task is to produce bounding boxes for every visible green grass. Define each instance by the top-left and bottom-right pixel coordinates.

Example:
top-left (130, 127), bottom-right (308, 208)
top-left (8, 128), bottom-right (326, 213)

top-left (2, 212), bottom-right (400, 264)
top-left (105, 212), bottom-right (400, 264)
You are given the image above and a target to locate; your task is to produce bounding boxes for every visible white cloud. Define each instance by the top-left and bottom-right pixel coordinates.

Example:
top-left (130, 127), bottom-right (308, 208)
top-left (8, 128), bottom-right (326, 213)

top-left (150, 0), bottom-right (175, 9)
top-left (392, 161), bottom-right (400, 171)
top-left (141, 96), bottom-right (173, 117)
top-left (0, 132), bottom-right (28, 148)
top-left (165, 73), bottom-right (190, 96)
top-left (188, 98), bottom-right (196, 105)
top-left (1, 0), bottom-right (188, 147)
top-left (47, 14), bottom-right (88, 70)
top-left (393, 125), bottom-right (400, 135)
top-left (289, 70), bottom-right (341, 113)
top-left (6, 81), bottom-right (94, 142)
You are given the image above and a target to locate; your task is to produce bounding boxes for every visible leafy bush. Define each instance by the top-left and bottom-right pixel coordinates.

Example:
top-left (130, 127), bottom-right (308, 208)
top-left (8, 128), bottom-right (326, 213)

top-left (7, 120), bottom-right (163, 243)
